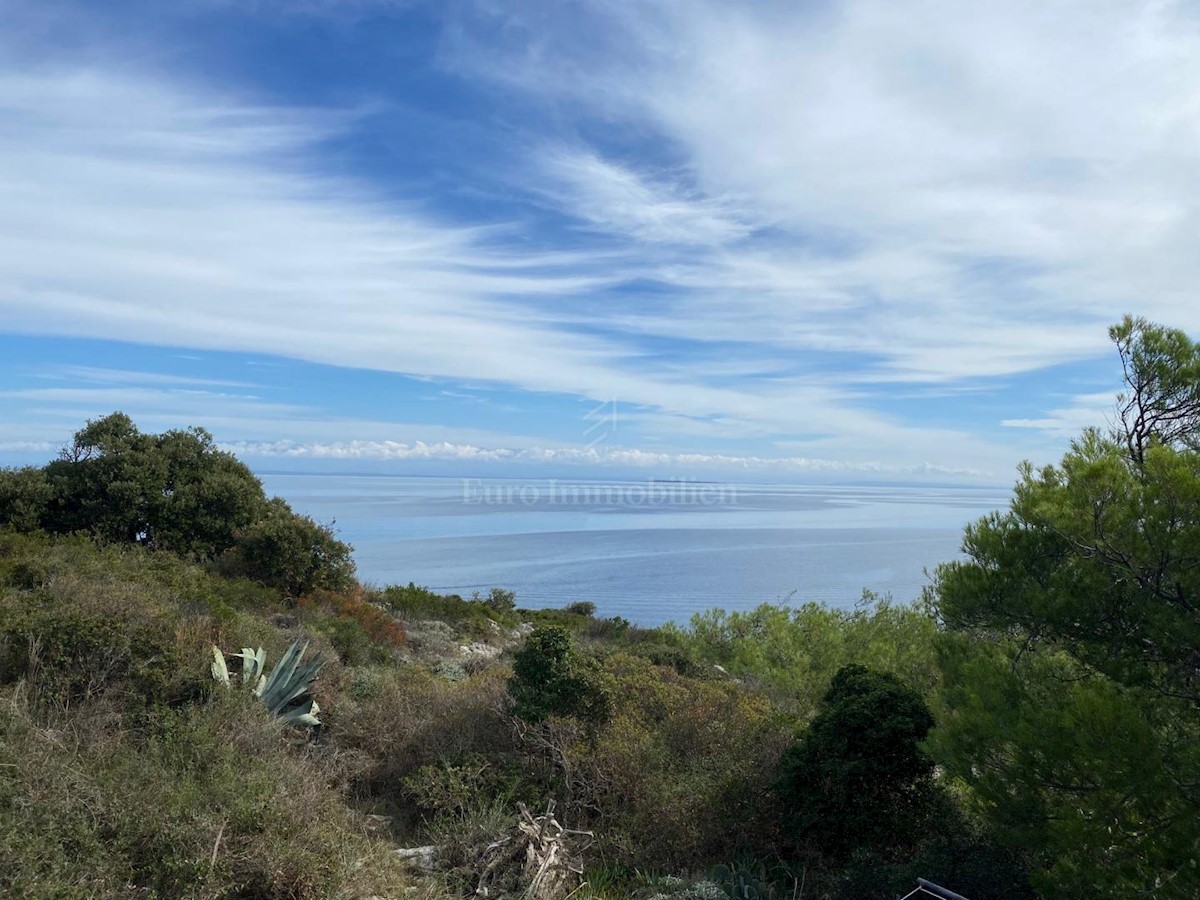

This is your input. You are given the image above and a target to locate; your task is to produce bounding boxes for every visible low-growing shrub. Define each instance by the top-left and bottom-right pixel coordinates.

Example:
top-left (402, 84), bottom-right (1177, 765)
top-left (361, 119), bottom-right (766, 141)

top-left (332, 666), bottom-right (518, 809)
top-left (568, 653), bottom-right (792, 870)
top-left (297, 588), bottom-right (406, 664)
top-left (0, 689), bottom-right (412, 898)
top-left (404, 753), bottom-right (522, 820)
top-left (481, 586), bottom-right (517, 612)
top-left (563, 600), bottom-right (597, 617)
top-left (386, 582), bottom-right (512, 636)
top-left (0, 589), bottom-right (187, 709)
top-left (676, 599), bottom-right (940, 713)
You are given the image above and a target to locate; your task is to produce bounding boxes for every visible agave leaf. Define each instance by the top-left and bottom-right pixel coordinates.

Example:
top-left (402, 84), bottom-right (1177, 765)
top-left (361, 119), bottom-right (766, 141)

top-left (279, 697), bottom-right (321, 727)
top-left (259, 640), bottom-right (324, 715)
top-left (258, 640), bottom-right (304, 711)
top-left (210, 646), bottom-right (230, 686)
top-left (213, 639), bottom-right (324, 731)
top-left (267, 663), bottom-right (324, 714)
top-left (269, 658), bottom-right (325, 712)
top-left (241, 647), bottom-right (266, 687)
top-left (227, 647), bottom-right (264, 686)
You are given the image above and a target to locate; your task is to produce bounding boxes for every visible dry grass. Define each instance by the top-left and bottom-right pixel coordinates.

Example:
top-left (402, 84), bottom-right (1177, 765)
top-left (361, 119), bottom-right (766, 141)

top-left (0, 686), bottom-right (416, 899)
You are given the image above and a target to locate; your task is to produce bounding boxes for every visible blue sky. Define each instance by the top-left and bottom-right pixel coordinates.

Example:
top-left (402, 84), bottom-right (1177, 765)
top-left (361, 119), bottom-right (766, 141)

top-left (3, 0), bottom-right (1198, 483)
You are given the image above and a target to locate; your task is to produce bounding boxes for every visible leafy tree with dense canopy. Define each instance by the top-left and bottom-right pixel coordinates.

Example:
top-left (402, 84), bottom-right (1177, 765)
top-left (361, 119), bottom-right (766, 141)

top-left (0, 412), bottom-right (354, 596)
top-left (930, 316), bottom-right (1200, 898)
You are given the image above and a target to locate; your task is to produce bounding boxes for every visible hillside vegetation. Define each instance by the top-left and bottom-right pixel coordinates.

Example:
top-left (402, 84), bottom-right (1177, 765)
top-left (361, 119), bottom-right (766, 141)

top-left (1, 316), bottom-right (1198, 898)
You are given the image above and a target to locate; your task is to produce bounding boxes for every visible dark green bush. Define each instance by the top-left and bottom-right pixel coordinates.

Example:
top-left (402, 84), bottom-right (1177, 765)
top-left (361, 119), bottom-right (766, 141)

top-left (834, 803), bottom-right (1035, 900)
top-left (220, 497), bottom-right (355, 597)
top-left (0, 467), bottom-right (51, 532)
top-left (1, 413), bottom-right (357, 598)
top-left (508, 625), bottom-right (610, 725)
top-left (779, 664), bottom-right (936, 863)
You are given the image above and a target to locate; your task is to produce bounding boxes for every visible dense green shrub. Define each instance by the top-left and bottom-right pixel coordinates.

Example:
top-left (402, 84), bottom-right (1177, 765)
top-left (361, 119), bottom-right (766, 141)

top-left (6, 412), bottom-right (266, 556)
top-left (482, 586), bottom-right (517, 612)
top-left (218, 496), bottom-right (355, 597)
top-left (0, 467), bottom-right (51, 532)
top-left (779, 664), bottom-right (936, 863)
top-left (508, 625), bottom-right (610, 725)
top-left (833, 800), bottom-right (1035, 900)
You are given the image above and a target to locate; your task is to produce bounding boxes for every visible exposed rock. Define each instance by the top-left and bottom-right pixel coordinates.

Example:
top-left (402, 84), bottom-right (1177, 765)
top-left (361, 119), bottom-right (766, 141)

top-left (509, 622), bottom-right (535, 641)
top-left (459, 641), bottom-right (503, 660)
top-left (393, 845), bottom-right (438, 872)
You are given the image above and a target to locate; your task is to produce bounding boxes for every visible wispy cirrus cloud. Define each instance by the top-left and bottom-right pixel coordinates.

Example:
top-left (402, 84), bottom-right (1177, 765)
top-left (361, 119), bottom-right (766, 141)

top-left (0, 48), bottom-right (1012, 474)
top-left (35, 366), bottom-right (258, 390)
top-left (537, 149), bottom-right (757, 246)
top-left (448, 0), bottom-right (1200, 384)
top-left (5, 0), bottom-right (1196, 479)
top-left (1001, 391), bottom-right (1120, 439)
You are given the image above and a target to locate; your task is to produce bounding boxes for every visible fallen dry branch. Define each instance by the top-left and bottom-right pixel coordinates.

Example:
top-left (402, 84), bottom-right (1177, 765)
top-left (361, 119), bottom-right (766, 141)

top-left (475, 801), bottom-right (594, 900)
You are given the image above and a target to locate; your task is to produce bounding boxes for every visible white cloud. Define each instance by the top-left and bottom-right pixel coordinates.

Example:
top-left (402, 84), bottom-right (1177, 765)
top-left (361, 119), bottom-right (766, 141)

top-left (37, 366), bottom-right (258, 390)
top-left (537, 149), bottom-right (756, 246)
top-left (0, 382), bottom-right (996, 478)
top-left (0, 54), bottom-right (1024, 474)
top-left (450, 0), bottom-right (1200, 382)
top-left (220, 437), bottom-right (988, 477)
top-left (0, 387), bottom-right (304, 421)
top-left (6, 1), bottom-right (1181, 476)
top-left (1001, 391), bottom-right (1119, 439)
top-left (0, 67), bottom-right (623, 398)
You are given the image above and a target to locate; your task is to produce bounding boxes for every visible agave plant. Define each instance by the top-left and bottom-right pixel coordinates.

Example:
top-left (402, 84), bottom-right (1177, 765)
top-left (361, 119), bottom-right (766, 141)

top-left (211, 639), bottom-right (324, 728)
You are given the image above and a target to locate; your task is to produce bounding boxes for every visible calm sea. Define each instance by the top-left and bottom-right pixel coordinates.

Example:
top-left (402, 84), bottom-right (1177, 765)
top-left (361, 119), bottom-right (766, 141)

top-left (258, 474), bottom-right (1008, 627)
